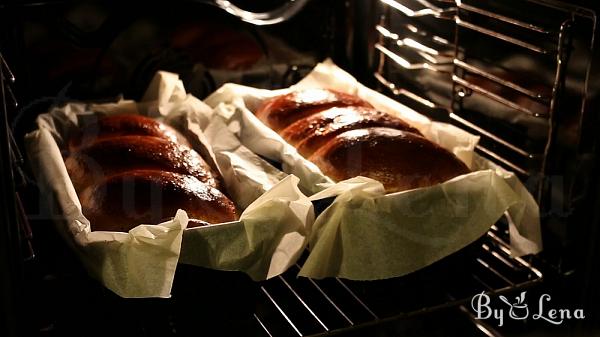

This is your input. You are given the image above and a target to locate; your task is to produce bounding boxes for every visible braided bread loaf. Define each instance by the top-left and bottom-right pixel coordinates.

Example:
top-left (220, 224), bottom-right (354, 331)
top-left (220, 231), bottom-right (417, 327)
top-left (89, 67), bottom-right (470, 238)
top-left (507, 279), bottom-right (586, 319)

top-left (65, 114), bottom-right (237, 232)
top-left (256, 89), bottom-right (469, 193)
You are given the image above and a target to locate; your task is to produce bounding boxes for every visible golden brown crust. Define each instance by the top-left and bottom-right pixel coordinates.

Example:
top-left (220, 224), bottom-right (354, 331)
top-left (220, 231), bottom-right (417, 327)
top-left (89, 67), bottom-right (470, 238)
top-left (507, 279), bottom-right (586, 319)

top-left (309, 127), bottom-right (470, 193)
top-left (65, 114), bottom-right (238, 232)
top-left (255, 89), bottom-right (373, 132)
top-left (280, 106), bottom-right (423, 157)
top-left (65, 135), bottom-right (218, 191)
top-left (257, 89), bottom-right (469, 193)
top-left (69, 114), bottom-right (191, 151)
top-left (80, 170), bottom-right (238, 232)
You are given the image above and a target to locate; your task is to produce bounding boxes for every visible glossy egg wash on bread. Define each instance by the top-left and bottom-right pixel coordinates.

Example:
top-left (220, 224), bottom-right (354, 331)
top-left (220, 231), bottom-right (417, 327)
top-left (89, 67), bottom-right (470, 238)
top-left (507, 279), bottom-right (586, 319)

top-left (256, 89), bottom-right (469, 193)
top-left (64, 114), bottom-right (238, 232)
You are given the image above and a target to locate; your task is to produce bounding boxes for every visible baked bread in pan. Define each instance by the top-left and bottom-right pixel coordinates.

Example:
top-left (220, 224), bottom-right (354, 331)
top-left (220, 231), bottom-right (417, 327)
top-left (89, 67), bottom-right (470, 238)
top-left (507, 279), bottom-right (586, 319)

top-left (65, 114), bottom-right (237, 232)
top-left (256, 89), bottom-right (469, 193)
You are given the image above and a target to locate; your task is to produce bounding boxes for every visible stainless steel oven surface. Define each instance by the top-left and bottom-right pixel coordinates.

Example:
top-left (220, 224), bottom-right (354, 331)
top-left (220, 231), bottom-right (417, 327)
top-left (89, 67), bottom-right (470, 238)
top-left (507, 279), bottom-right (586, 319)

top-left (1, 0), bottom-right (599, 336)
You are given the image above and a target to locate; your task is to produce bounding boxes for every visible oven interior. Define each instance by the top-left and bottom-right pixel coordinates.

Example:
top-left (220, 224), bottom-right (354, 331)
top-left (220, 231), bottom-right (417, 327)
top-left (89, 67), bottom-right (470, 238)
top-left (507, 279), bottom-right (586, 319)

top-left (1, 0), bottom-right (600, 336)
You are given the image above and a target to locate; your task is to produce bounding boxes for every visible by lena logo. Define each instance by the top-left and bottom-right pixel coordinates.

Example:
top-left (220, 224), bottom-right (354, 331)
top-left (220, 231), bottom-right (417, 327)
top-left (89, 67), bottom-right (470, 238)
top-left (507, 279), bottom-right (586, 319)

top-left (471, 291), bottom-right (585, 327)
top-left (499, 291), bottom-right (528, 320)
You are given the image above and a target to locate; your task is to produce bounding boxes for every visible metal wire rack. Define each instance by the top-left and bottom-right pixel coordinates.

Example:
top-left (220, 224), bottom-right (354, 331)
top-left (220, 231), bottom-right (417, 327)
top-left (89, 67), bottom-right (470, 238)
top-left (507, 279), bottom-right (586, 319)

top-left (1, 49), bottom-right (25, 337)
top-left (374, 0), bottom-right (596, 204)
top-left (0, 52), bottom-right (33, 261)
top-left (253, 226), bottom-right (542, 336)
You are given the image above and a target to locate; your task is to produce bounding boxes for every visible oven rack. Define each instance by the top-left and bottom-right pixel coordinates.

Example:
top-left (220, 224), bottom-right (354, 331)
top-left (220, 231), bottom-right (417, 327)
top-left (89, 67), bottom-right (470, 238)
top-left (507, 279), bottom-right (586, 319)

top-left (374, 0), bottom-right (596, 206)
top-left (0, 52), bottom-right (33, 261)
top-left (1, 50), bottom-right (26, 337)
top-left (252, 225), bottom-right (542, 337)
top-left (0, 52), bottom-right (18, 183)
